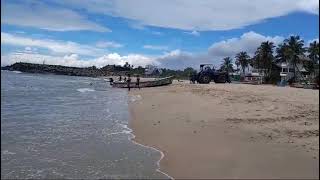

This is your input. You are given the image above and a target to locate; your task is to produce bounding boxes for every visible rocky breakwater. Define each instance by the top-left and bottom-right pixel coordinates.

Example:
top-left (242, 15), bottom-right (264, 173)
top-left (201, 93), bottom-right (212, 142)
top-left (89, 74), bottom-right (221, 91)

top-left (1, 63), bottom-right (102, 77)
top-left (1, 63), bottom-right (137, 77)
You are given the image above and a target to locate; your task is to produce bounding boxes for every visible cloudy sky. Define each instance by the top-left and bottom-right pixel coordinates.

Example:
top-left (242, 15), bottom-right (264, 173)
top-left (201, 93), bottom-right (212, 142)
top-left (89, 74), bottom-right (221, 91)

top-left (1, 0), bottom-right (319, 69)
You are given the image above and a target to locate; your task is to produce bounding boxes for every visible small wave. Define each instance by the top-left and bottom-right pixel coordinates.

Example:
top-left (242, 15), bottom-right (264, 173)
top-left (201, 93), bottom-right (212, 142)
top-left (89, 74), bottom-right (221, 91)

top-left (106, 130), bottom-right (132, 136)
top-left (119, 123), bottom-right (173, 179)
top-left (12, 71), bottom-right (22, 74)
top-left (2, 150), bottom-right (16, 155)
top-left (77, 88), bottom-right (95, 93)
top-left (130, 95), bottom-right (142, 102)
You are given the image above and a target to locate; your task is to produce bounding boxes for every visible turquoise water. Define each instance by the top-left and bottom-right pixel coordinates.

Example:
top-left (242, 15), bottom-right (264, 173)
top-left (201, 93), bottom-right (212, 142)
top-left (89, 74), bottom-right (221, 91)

top-left (1, 71), bottom-right (168, 179)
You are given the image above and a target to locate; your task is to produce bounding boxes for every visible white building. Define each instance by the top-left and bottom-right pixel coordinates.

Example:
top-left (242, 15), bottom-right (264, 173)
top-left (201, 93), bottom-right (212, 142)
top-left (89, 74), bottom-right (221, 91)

top-left (279, 55), bottom-right (311, 82)
top-left (145, 65), bottom-right (162, 76)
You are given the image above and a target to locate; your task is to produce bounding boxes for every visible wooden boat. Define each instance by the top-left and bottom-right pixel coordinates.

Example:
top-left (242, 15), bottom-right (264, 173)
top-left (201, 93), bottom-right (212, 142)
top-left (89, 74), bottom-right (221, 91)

top-left (112, 76), bottom-right (174, 88)
top-left (290, 82), bottom-right (303, 88)
top-left (290, 82), bottom-right (318, 89)
top-left (303, 83), bottom-right (317, 89)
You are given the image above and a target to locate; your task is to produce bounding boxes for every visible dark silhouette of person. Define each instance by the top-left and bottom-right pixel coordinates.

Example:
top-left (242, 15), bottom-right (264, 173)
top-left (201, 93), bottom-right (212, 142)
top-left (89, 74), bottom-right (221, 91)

top-left (127, 74), bottom-right (131, 91)
top-left (124, 77), bottom-right (127, 82)
top-left (109, 78), bottom-right (114, 85)
top-left (189, 73), bottom-right (196, 84)
top-left (119, 75), bottom-right (122, 81)
top-left (226, 74), bottom-right (231, 83)
top-left (136, 75), bottom-right (140, 90)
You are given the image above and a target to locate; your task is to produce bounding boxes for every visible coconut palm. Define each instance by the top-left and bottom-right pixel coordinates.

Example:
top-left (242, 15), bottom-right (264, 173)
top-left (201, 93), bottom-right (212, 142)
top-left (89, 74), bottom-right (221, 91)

top-left (254, 41), bottom-right (275, 76)
top-left (235, 51), bottom-right (250, 75)
top-left (305, 41), bottom-right (319, 77)
top-left (220, 57), bottom-right (234, 73)
top-left (283, 36), bottom-right (306, 80)
top-left (308, 41), bottom-right (319, 64)
top-left (276, 43), bottom-right (290, 64)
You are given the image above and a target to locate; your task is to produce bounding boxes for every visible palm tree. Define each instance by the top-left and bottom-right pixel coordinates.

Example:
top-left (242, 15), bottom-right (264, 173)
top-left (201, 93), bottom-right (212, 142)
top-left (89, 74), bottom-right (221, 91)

top-left (254, 41), bottom-right (275, 77)
top-left (276, 43), bottom-right (290, 64)
top-left (283, 36), bottom-right (306, 81)
top-left (235, 51), bottom-right (250, 75)
top-left (220, 57), bottom-right (234, 73)
top-left (305, 41), bottom-right (319, 78)
top-left (308, 41), bottom-right (319, 64)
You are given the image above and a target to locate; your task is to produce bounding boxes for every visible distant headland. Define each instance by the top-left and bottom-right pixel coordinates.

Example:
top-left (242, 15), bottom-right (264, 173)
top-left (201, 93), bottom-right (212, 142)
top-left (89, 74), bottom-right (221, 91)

top-left (1, 62), bottom-right (196, 79)
top-left (1, 62), bottom-right (141, 77)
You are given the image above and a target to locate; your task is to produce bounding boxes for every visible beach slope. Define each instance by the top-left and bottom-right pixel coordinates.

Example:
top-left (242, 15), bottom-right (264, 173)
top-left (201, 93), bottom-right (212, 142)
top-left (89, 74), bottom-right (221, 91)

top-left (129, 82), bottom-right (319, 179)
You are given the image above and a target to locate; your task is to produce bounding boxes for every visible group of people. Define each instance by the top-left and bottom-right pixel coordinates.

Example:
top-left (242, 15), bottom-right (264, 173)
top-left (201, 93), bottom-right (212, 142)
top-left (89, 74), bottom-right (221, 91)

top-left (117, 74), bottom-right (140, 91)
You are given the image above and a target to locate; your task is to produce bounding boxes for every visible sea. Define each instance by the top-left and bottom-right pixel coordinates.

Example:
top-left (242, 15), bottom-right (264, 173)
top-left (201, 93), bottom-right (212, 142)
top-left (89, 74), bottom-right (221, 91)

top-left (1, 70), bottom-right (170, 179)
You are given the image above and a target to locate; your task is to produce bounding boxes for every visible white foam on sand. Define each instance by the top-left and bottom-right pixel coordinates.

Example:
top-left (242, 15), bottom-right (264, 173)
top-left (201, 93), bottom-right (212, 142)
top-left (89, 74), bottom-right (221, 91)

top-left (77, 88), bottom-right (95, 93)
top-left (130, 95), bottom-right (142, 102)
top-left (105, 123), bottom-right (173, 179)
top-left (12, 71), bottom-right (22, 74)
top-left (119, 123), bottom-right (174, 180)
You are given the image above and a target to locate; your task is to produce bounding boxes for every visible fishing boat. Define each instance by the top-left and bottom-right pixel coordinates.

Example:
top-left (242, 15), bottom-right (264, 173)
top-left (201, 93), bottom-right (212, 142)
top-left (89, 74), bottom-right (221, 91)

top-left (290, 82), bottom-right (318, 89)
top-left (112, 76), bottom-right (174, 88)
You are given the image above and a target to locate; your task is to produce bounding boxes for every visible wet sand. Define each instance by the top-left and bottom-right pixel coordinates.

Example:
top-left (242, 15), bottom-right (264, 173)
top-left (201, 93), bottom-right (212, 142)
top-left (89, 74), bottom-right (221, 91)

top-left (129, 81), bottom-right (319, 179)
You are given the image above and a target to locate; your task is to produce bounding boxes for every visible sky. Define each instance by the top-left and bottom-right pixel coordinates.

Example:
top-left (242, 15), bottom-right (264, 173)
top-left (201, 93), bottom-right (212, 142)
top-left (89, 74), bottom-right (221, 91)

top-left (1, 0), bottom-right (319, 70)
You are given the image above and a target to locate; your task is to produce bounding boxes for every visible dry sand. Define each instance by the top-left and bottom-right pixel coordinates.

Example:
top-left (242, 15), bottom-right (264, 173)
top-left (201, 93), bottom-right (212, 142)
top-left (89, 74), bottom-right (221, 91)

top-left (129, 81), bottom-right (319, 179)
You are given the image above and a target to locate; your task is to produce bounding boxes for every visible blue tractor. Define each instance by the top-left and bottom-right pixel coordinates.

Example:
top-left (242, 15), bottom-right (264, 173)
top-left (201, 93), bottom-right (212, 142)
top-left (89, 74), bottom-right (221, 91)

top-left (191, 64), bottom-right (230, 84)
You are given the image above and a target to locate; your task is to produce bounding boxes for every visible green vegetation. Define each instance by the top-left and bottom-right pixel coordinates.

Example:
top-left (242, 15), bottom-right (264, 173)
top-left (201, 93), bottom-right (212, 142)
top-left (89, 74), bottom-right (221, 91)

top-left (219, 57), bottom-right (234, 73)
top-left (159, 67), bottom-right (197, 80)
top-left (235, 51), bottom-right (250, 74)
top-left (218, 35), bottom-right (319, 84)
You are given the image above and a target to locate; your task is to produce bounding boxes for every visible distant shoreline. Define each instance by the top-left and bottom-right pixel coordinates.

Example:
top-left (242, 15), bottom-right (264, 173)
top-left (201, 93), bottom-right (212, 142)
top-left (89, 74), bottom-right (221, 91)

top-left (1, 62), bottom-right (133, 77)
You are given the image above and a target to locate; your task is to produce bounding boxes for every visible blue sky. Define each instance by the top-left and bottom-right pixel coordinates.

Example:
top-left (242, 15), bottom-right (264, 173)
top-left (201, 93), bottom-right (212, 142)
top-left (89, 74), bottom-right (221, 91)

top-left (1, 0), bottom-right (319, 69)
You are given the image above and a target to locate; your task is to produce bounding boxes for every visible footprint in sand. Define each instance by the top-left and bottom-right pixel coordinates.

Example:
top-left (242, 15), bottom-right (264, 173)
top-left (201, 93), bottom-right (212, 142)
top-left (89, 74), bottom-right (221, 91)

top-left (267, 105), bottom-right (277, 112)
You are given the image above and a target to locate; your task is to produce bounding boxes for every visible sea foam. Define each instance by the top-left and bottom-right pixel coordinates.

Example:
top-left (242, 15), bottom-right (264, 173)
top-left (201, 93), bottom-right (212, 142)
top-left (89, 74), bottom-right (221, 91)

top-left (77, 88), bottom-right (95, 93)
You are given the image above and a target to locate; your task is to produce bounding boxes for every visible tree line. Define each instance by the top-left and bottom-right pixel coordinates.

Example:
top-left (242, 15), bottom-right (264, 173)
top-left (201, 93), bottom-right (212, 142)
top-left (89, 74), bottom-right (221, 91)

top-left (219, 36), bottom-right (319, 83)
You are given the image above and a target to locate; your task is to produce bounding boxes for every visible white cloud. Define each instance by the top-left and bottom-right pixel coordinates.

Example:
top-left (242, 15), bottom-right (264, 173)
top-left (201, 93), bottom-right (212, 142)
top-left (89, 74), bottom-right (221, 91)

top-left (297, 0), bottom-right (319, 14)
top-left (307, 38), bottom-right (319, 45)
top-left (184, 30), bottom-right (200, 36)
top-left (143, 45), bottom-right (168, 50)
top-left (1, 0), bottom-right (109, 32)
top-left (94, 54), bottom-right (159, 67)
top-left (55, 0), bottom-right (318, 31)
top-left (96, 41), bottom-right (123, 48)
top-left (0, 31), bottom-right (294, 70)
top-left (1, 52), bottom-right (159, 68)
top-left (208, 31), bottom-right (284, 57)
top-left (24, 47), bottom-right (32, 52)
top-left (157, 31), bottom-right (285, 69)
top-left (156, 49), bottom-right (211, 70)
top-left (21, 46), bottom-right (37, 54)
top-left (1, 32), bottom-right (107, 56)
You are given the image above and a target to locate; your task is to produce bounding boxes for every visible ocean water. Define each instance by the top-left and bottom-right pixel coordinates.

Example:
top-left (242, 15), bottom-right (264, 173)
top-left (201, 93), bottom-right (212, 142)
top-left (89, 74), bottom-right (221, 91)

top-left (1, 71), bottom-right (169, 179)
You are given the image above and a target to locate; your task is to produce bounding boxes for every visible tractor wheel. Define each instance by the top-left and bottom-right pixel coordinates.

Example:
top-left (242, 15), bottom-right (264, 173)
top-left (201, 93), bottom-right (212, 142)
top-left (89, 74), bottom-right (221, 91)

top-left (199, 75), bottom-right (211, 84)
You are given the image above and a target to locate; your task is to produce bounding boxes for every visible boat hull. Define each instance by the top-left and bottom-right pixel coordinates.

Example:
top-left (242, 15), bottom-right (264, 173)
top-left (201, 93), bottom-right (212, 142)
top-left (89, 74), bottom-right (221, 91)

top-left (112, 76), bottom-right (174, 88)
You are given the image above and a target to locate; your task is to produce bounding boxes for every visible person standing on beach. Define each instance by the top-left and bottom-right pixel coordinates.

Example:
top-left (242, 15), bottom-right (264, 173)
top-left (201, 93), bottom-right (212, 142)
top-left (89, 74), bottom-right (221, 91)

top-left (118, 75), bottom-right (122, 82)
top-left (109, 78), bottom-right (114, 85)
top-left (136, 75), bottom-right (140, 90)
top-left (127, 74), bottom-right (131, 91)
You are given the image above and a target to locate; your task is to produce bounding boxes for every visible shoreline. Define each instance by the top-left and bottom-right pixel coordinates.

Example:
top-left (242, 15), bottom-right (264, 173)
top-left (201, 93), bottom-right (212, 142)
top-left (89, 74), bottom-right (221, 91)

top-left (129, 82), bottom-right (319, 179)
top-left (128, 95), bottom-right (173, 179)
top-left (124, 123), bottom-right (173, 179)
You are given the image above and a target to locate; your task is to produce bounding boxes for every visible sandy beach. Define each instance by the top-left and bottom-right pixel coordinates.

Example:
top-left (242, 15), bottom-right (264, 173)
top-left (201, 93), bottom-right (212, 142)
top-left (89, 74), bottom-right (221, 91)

top-left (129, 81), bottom-right (319, 179)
